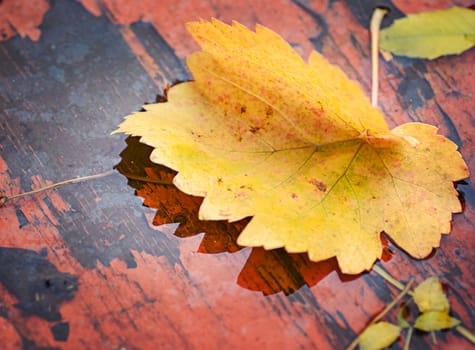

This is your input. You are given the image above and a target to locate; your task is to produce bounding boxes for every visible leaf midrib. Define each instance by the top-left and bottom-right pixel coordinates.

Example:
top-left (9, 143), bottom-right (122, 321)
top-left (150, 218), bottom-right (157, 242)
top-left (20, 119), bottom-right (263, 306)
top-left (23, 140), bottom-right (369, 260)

top-left (198, 61), bottom-right (362, 147)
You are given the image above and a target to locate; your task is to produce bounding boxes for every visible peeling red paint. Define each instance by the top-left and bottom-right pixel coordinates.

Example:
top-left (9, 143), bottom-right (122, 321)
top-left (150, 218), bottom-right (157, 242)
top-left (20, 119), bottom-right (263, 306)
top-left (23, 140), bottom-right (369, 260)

top-left (0, 154), bottom-right (366, 349)
top-left (0, 316), bottom-right (22, 349)
top-left (0, 0), bottom-right (49, 41)
top-left (1, 1), bottom-right (474, 348)
top-left (77, 0), bottom-right (321, 57)
top-left (116, 25), bottom-right (169, 88)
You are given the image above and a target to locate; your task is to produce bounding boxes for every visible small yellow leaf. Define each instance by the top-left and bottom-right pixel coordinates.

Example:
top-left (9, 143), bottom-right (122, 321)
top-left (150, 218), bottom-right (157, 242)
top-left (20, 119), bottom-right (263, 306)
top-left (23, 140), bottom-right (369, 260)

top-left (380, 7), bottom-right (475, 59)
top-left (116, 20), bottom-right (469, 274)
top-left (414, 311), bottom-right (460, 331)
top-left (358, 322), bottom-right (401, 350)
top-left (413, 277), bottom-right (450, 313)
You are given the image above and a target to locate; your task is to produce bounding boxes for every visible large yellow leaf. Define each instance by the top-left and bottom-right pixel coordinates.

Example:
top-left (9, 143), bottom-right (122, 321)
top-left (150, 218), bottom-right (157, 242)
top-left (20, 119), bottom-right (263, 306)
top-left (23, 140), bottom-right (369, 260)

top-left (380, 7), bottom-right (475, 59)
top-left (115, 20), bottom-right (469, 274)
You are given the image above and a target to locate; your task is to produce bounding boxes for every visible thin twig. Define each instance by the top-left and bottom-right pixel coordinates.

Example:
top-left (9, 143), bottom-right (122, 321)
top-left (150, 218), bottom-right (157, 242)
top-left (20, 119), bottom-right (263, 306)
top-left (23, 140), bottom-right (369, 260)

top-left (370, 8), bottom-right (388, 107)
top-left (345, 278), bottom-right (414, 350)
top-left (0, 169), bottom-right (176, 207)
top-left (0, 169), bottom-right (114, 206)
top-left (375, 278), bottom-right (414, 324)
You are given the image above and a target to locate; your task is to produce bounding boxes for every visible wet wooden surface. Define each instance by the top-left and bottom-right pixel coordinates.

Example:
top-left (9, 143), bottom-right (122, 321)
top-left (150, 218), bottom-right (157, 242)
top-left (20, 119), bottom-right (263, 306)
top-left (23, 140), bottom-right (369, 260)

top-left (0, 0), bottom-right (474, 349)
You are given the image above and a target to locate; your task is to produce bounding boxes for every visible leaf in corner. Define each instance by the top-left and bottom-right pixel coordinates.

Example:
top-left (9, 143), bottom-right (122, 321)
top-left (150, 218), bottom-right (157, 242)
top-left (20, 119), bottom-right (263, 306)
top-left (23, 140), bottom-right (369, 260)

top-left (413, 277), bottom-right (449, 313)
top-left (358, 322), bottom-right (401, 350)
top-left (412, 277), bottom-right (461, 332)
top-left (380, 7), bottom-right (475, 59)
top-left (115, 19), bottom-right (469, 274)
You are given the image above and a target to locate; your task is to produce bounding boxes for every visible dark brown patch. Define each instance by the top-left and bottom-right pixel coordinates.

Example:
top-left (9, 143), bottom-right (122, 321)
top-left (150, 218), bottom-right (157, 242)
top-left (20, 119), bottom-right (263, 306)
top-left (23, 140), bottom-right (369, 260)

top-left (249, 126), bottom-right (261, 134)
top-left (308, 178), bottom-right (327, 192)
top-left (265, 107), bottom-right (273, 116)
top-left (380, 234), bottom-right (394, 262)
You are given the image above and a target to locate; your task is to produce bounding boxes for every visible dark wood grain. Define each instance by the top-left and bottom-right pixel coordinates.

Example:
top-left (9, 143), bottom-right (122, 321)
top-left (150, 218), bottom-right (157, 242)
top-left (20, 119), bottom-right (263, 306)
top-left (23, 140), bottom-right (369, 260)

top-left (0, 0), bottom-right (474, 349)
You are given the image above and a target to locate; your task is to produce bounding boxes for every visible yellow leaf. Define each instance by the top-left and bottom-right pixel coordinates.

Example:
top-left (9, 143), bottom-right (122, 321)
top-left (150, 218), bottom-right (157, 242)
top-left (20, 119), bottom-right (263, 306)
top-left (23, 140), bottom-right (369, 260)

top-left (380, 7), bottom-right (475, 59)
top-left (115, 20), bottom-right (469, 274)
top-left (358, 322), bottom-right (401, 350)
top-left (413, 277), bottom-right (450, 313)
top-left (414, 311), bottom-right (460, 332)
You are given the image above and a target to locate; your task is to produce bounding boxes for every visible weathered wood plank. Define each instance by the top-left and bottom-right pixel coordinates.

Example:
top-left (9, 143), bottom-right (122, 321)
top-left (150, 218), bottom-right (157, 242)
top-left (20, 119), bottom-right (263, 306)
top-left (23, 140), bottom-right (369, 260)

top-left (0, 0), bottom-right (473, 348)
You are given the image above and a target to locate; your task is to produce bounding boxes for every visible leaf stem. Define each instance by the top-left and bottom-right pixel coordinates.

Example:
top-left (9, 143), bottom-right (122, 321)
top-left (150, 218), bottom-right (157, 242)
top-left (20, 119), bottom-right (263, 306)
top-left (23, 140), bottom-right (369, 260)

top-left (456, 326), bottom-right (475, 344)
top-left (345, 278), bottom-right (414, 350)
top-left (370, 7), bottom-right (388, 107)
top-left (373, 264), bottom-right (410, 294)
top-left (404, 327), bottom-right (414, 350)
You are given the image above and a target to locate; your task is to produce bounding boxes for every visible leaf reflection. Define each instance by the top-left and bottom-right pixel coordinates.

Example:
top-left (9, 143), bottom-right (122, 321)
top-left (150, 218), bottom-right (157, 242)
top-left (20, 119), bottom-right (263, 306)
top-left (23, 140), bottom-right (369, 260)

top-left (116, 136), bottom-right (358, 295)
